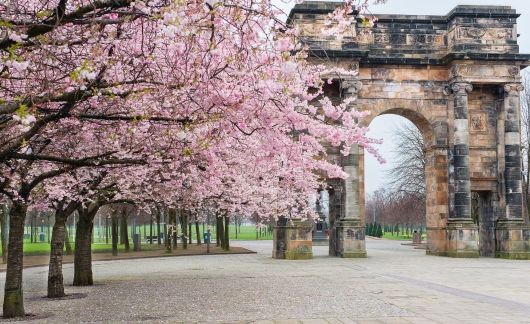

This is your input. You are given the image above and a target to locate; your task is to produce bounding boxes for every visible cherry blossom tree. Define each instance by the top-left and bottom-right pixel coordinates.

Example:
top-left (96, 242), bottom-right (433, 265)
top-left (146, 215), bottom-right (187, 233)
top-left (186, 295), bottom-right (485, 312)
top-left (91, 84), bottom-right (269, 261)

top-left (0, 0), bottom-right (382, 317)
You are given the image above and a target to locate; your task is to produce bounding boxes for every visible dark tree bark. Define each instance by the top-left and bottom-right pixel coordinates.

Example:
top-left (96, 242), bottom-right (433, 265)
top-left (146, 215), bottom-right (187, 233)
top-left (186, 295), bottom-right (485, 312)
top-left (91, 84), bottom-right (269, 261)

top-left (120, 210), bottom-right (129, 252)
top-left (195, 219), bottom-right (201, 245)
top-left (181, 211), bottom-right (188, 250)
top-left (1, 203), bottom-right (9, 264)
top-left (156, 211), bottom-right (161, 246)
top-left (217, 215), bottom-right (224, 248)
top-left (216, 215), bottom-right (221, 247)
top-left (73, 204), bottom-right (99, 286)
top-left (171, 210), bottom-right (177, 250)
top-left (111, 213), bottom-right (118, 256)
top-left (188, 220), bottom-right (192, 244)
top-left (223, 215), bottom-right (230, 251)
top-left (2, 201), bottom-right (27, 318)
top-left (149, 216), bottom-right (153, 245)
top-left (47, 202), bottom-right (77, 298)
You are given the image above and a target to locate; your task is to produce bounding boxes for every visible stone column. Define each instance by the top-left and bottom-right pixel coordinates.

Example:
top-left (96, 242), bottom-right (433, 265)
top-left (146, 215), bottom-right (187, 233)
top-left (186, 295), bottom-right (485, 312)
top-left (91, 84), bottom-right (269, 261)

top-left (445, 81), bottom-right (479, 257)
top-left (496, 82), bottom-right (530, 259)
top-left (335, 80), bottom-right (366, 258)
top-left (503, 83), bottom-right (524, 220)
top-left (451, 82), bottom-right (473, 220)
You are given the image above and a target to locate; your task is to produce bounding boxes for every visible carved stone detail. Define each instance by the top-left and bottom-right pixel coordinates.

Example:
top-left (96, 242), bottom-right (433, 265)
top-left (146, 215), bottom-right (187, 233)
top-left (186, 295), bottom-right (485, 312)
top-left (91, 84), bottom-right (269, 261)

top-left (461, 27), bottom-right (487, 39)
top-left (504, 83), bottom-right (524, 95)
top-left (469, 112), bottom-right (488, 133)
top-left (508, 66), bottom-right (520, 77)
top-left (451, 82), bottom-right (473, 94)
top-left (373, 33), bottom-right (389, 44)
top-left (348, 62), bottom-right (360, 72)
top-left (341, 80), bottom-right (363, 95)
top-left (450, 64), bottom-right (471, 80)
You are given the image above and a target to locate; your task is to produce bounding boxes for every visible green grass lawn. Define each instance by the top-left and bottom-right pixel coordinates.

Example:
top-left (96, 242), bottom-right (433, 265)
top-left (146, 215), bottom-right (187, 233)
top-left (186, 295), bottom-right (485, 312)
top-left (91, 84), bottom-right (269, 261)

top-left (1, 224), bottom-right (272, 256)
top-left (382, 232), bottom-right (426, 241)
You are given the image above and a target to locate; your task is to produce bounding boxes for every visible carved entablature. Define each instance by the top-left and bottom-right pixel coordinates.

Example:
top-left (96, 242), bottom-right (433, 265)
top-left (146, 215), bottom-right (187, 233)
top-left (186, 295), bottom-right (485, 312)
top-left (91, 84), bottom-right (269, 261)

top-left (449, 63), bottom-right (522, 83)
top-left (288, 3), bottom-right (527, 64)
top-left (454, 27), bottom-right (513, 40)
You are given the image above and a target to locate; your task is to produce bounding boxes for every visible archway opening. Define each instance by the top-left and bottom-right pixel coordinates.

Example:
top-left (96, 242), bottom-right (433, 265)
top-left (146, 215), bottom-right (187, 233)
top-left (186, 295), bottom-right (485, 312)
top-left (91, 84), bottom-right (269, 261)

top-left (363, 113), bottom-right (432, 252)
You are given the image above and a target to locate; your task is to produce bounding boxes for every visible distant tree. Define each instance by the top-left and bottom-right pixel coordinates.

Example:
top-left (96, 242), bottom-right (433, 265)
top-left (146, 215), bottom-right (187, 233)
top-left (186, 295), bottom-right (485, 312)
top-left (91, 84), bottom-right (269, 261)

top-left (376, 223), bottom-right (383, 238)
top-left (386, 122), bottom-right (426, 199)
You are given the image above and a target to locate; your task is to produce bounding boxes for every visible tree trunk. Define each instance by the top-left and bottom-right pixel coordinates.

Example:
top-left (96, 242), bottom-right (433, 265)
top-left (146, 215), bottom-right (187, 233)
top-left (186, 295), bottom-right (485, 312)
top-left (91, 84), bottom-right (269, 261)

top-left (47, 209), bottom-right (69, 298)
top-left (217, 216), bottom-right (224, 248)
top-left (1, 204), bottom-right (9, 264)
top-left (188, 220), bottom-right (192, 245)
top-left (73, 205), bottom-right (99, 286)
top-left (223, 215), bottom-right (230, 251)
top-left (195, 220), bottom-right (201, 245)
top-left (166, 223), bottom-right (172, 253)
top-left (121, 213), bottom-right (129, 252)
top-left (181, 212), bottom-right (188, 250)
top-left (172, 211), bottom-right (177, 250)
top-left (149, 216), bottom-right (153, 245)
top-left (216, 215), bottom-right (221, 247)
top-left (111, 215), bottom-right (118, 256)
top-left (2, 201), bottom-right (27, 318)
top-left (156, 213), bottom-right (161, 246)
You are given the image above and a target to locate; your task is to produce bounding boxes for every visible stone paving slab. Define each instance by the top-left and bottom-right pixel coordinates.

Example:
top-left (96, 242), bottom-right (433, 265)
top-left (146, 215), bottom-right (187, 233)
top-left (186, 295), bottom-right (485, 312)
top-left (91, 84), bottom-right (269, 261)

top-left (1, 239), bottom-right (529, 323)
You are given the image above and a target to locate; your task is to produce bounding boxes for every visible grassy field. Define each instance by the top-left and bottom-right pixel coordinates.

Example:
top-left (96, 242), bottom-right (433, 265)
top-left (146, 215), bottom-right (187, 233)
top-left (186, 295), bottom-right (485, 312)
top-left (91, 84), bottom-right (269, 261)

top-left (2, 224), bottom-right (272, 256)
top-left (382, 232), bottom-right (426, 241)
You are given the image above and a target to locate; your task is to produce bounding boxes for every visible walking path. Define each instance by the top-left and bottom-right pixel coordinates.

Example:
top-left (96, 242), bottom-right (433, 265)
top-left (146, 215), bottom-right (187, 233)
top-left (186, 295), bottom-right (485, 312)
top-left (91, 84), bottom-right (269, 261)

top-left (1, 239), bottom-right (529, 323)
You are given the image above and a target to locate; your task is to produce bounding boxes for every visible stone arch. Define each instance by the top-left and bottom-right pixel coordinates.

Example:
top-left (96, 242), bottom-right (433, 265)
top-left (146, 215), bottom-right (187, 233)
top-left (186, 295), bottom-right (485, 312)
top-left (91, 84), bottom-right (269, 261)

top-left (272, 2), bottom-right (530, 260)
top-left (358, 106), bottom-right (450, 255)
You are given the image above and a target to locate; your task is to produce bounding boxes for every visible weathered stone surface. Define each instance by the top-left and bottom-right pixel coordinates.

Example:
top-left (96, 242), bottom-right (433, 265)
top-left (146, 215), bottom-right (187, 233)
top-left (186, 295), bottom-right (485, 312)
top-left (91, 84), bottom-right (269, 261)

top-left (273, 220), bottom-right (313, 260)
top-left (284, 3), bottom-right (530, 259)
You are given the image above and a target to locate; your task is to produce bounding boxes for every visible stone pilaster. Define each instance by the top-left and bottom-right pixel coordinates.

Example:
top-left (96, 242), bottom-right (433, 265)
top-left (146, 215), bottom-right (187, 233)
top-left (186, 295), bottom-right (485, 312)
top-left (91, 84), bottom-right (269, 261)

top-left (496, 82), bottom-right (530, 259)
top-left (445, 81), bottom-right (479, 257)
top-left (502, 83), bottom-right (525, 220)
top-left (334, 79), bottom-right (367, 258)
top-left (273, 219), bottom-right (313, 260)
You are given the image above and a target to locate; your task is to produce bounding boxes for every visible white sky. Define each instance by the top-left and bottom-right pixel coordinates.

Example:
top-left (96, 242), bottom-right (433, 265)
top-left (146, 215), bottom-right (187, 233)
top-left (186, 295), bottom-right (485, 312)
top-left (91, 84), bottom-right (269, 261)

top-left (274, 0), bottom-right (530, 194)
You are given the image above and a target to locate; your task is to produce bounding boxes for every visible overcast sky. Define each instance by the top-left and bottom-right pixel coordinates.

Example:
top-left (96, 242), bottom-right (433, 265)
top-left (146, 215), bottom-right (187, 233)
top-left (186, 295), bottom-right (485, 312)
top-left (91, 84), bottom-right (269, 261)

top-left (275, 0), bottom-right (530, 194)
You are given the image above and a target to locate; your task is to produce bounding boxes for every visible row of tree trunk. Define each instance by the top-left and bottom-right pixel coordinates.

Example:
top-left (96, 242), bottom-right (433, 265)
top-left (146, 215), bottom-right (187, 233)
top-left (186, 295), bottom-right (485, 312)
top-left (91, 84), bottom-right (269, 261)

top-left (0, 200), bottom-right (220, 317)
top-left (215, 214), bottom-right (230, 251)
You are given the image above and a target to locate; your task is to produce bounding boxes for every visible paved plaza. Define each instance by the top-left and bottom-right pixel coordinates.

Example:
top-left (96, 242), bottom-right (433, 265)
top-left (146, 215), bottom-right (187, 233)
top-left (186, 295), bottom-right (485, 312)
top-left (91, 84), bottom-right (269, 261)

top-left (2, 239), bottom-right (530, 323)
